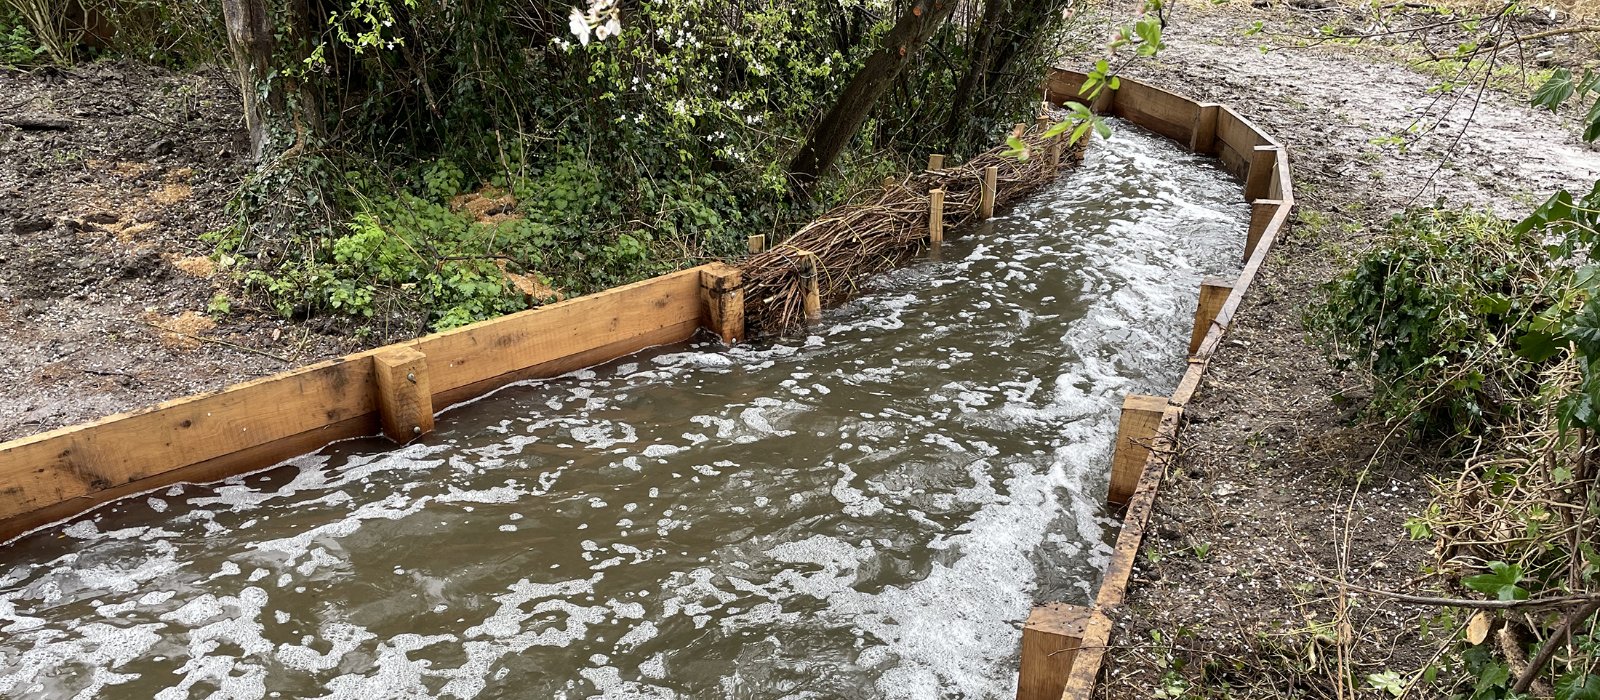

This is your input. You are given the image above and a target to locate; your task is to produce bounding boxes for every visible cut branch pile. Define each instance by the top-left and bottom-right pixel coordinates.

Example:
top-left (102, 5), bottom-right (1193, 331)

top-left (741, 125), bottom-right (1088, 337)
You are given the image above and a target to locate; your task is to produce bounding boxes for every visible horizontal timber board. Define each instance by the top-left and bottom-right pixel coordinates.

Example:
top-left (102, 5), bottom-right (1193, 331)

top-left (415, 267), bottom-right (704, 396)
top-left (0, 355), bottom-right (380, 525)
top-left (1111, 81), bottom-right (1200, 143)
top-left (0, 265), bottom-right (715, 540)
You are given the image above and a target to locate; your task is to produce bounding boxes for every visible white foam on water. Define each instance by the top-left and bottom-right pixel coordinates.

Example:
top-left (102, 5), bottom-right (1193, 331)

top-left (0, 122), bottom-right (1245, 699)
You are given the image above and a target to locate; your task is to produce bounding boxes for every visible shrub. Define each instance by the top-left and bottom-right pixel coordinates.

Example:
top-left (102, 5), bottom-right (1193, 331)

top-left (1310, 207), bottom-right (1569, 438)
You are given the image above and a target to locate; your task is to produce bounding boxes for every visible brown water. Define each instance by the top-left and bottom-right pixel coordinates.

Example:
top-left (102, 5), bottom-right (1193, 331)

top-left (0, 124), bottom-right (1245, 699)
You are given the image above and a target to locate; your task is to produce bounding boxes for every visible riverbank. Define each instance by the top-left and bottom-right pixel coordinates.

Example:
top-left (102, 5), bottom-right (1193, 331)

top-left (1076, 2), bottom-right (1599, 697)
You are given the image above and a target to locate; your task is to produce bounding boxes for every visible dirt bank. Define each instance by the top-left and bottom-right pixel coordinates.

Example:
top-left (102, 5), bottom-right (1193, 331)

top-left (0, 62), bottom-right (356, 443)
top-left (1075, 2), bottom-right (1599, 697)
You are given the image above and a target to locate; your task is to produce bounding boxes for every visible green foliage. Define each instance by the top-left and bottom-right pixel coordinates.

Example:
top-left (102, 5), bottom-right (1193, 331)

top-left (1310, 208), bottom-right (1566, 437)
top-left (0, 8), bottom-right (43, 66)
top-left (1557, 673), bottom-right (1600, 700)
top-left (1461, 561), bottom-right (1528, 601)
top-left (1532, 68), bottom-right (1600, 142)
top-left (207, 0), bottom-right (1081, 336)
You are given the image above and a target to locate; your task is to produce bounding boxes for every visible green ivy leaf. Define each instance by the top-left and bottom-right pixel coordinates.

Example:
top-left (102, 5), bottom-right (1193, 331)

top-left (1533, 68), bottom-right (1576, 111)
top-left (1584, 95), bottom-right (1600, 143)
top-left (1367, 670), bottom-right (1406, 697)
top-left (1556, 673), bottom-right (1600, 700)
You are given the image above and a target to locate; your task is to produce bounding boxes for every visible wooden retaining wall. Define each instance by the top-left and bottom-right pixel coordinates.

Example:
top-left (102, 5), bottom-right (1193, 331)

top-left (0, 67), bottom-right (1287, 698)
top-left (0, 264), bottom-right (744, 542)
top-left (1015, 68), bottom-right (1295, 700)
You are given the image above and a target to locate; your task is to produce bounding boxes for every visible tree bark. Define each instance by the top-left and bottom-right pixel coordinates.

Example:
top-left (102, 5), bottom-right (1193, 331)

top-left (221, 0), bottom-right (274, 162)
top-left (788, 0), bottom-right (959, 189)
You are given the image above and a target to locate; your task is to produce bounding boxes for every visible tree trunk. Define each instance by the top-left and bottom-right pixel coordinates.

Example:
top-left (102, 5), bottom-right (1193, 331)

top-left (221, 0), bottom-right (274, 162)
top-left (944, 0), bottom-right (1009, 152)
top-left (788, 0), bottom-right (959, 189)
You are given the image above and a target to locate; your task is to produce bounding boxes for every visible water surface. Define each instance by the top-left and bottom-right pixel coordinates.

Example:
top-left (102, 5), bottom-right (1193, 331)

top-left (0, 124), bottom-right (1245, 699)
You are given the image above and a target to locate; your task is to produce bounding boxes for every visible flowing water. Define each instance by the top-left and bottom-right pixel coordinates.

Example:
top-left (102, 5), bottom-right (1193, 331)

top-left (0, 124), bottom-right (1246, 700)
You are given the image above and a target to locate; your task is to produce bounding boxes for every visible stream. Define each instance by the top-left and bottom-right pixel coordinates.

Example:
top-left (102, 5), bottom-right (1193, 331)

top-left (0, 122), bottom-right (1246, 699)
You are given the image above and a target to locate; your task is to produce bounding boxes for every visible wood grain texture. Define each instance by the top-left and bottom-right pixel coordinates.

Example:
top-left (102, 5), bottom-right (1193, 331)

top-left (1245, 145), bottom-right (1279, 201)
top-left (700, 263), bottom-right (745, 345)
top-left (374, 347), bottom-right (433, 443)
top-left (0, 355), bottom-right (378, 525)
top-left (1247, 199), bottom-right (1285, 262)
top-left (1113, 80), bottom-right (1200, 143)
top-left (1190, 103), bottom-right (1220, 154)
top-left (414, 267), bottom-right (703, 395)
top-left (1015, 603), bottom-right (1091, 700)
top-left (1190, 278), bottom-right (1235, 356)
top-left (1109, 394), bottom-right (1167, 506)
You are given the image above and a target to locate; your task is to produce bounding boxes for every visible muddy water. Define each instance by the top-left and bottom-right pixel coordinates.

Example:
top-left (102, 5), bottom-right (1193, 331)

top-left (0, 124), bottom-right (1245, 699)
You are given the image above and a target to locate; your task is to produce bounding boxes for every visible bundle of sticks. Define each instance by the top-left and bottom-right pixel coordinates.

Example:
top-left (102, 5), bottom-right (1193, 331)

top-left (741, 125), bottom-right (1089, 337)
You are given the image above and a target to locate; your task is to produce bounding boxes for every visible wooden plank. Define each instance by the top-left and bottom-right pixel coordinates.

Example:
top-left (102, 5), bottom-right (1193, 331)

top-left (1247, 199), bottom-right (1284, 262)
top-left (374, 347), bottom-right (434, 443)
top-left (415, 267), bottom-right (704, 396)
top-left (1245, 146), bottom-right (1279, 201)
top-left (1190, 103), bottom-right (1220, 154)
top-left (699, 263), bottom-right (745, 345)
top-left (431, 319), bottom-right (699, 410)
top-left (1015, 603), bottom-right (1092, 700)
top-left (1109, 394), bottom-right (1166, 506)
top-left (1112, 80), bottom-right (1200, 143)
top-left (0, 355), bottom-right (379, 526)
top-left (1217, 141), bottom-right (1249, 180)
top-left (0, 414), bottom-right (378, 542)
top-left (1189, 277), bottom-right (1235, 355)
top-left (1045, 70), bottom-right (1089, 105)
top-left (1273, 148), bottom-right (1293, 203)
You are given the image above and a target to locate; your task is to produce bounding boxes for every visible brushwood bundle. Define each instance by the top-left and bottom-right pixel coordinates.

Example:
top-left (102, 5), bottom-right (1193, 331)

top-left (741, 126), bottom-right (1088, 337)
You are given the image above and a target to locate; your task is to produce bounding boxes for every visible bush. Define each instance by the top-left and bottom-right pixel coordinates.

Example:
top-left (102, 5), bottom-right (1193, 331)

top-left (1309, 208), bottom-right (1569, 438)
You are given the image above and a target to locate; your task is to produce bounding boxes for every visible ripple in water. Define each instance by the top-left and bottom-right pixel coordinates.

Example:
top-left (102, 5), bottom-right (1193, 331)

top-left (0, 123), bottom-right (1246, 699)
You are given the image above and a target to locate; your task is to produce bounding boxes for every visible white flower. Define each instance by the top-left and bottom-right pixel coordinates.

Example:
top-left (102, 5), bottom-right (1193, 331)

top-left (596, 15), bottom-right (621, 41)
top-left (568, 8), bottom-right (592, 45)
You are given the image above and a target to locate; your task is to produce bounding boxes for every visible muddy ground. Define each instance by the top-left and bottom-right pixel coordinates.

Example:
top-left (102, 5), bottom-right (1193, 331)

top-left (0, 62), bottom-right (355, 442)
top-left (1073, 2), bottom-right (1599, 698)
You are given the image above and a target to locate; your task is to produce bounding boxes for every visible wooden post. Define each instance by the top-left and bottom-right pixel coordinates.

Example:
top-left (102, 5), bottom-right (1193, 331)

top-left (800, 252), bottom-right (822, 324)
top-left (928, 189), bottom-right (945, 245)
top-left (699, 263), bottom-right (745, 346)
top-left (927, 154), bottom-right (944, 171)
top-left (1244, 145), bottom-right (1278, 201)
top-left (748, 234), bottom-right (766, 254)
top-left (1189, 103), bottom-right (1219, 154)
top-left (1246, 199), bottom-right (1282, 262)
top-left (1036, 113), bottom-right (1051, 130)
top-left (1049, 138), bottom-right (1062, 170)
top-left (373, 347), bottom-right (434, 444)
top-left (1109, 394), bottom-right (1165, 506)
top-left (979, 166), bottom-right (998, 219)
top-left (1090, 84), bottom-right (1114, 115)
top-left (883, 175), bottom-right (896, 189)
top-left (1189, 277), bottom-right (1235, 355)
top-left (1015, 603), bottom-right (1090, 700)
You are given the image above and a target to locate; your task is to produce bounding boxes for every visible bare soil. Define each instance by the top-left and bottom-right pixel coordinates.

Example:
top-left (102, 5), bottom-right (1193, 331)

top-left (1074, 2), bottom-right (1600, 697)
top-left (0, 62), bottom-right (356, 443)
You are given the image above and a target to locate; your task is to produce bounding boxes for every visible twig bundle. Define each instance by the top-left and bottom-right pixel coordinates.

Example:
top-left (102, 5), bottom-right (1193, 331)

top-left (742, 127), bottom-right (1088, 336)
